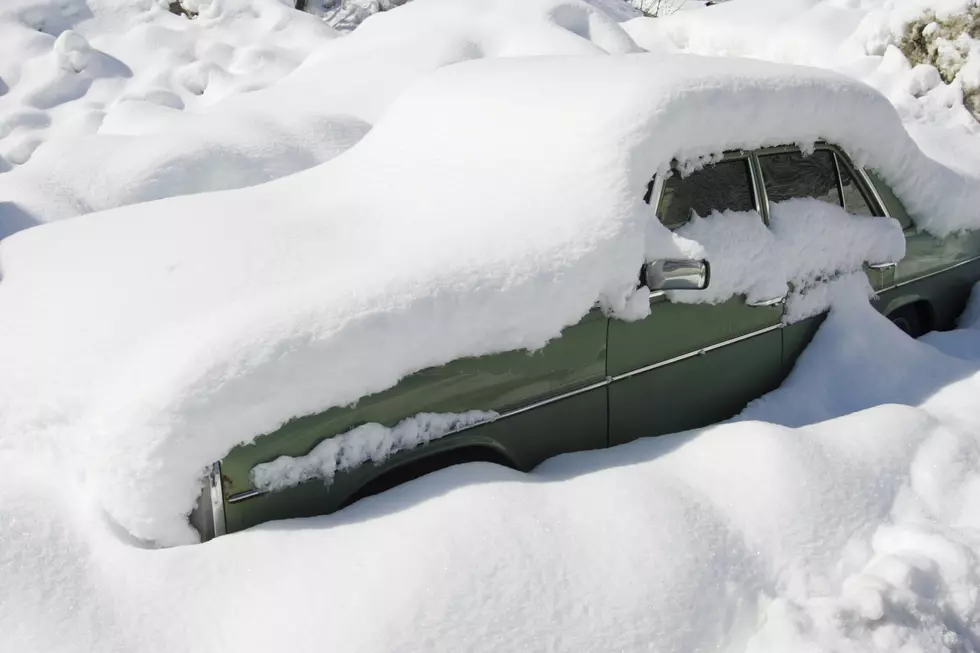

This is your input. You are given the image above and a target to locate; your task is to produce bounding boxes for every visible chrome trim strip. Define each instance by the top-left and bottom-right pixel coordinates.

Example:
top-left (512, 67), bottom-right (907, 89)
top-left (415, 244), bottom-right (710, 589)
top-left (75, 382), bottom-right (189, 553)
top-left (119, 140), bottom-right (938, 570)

top-left (227, 319), bottom-right (785, 504)
top-left (831, 151), bottom-right (846, 210)
top-left (878, 254), bottom-right (980, 294)
top-left (209, 462), bottom-right (226, 537)
top-left (227, 488), bottom-right (264, 504)
top-left (748, 152), bottom-right (769, 225)
top-left (855, 166), bottom-right (890, 219)
top-left (747, 295), bottom-right (787, 308)
top-left (609, 322), bottom-right (783, 383)
top-left (491, 378), bottom-right (611, 421)
top-left (867, 261), bottom-right (898, 271)
top-left (228, 378), bottom-right (611, 504)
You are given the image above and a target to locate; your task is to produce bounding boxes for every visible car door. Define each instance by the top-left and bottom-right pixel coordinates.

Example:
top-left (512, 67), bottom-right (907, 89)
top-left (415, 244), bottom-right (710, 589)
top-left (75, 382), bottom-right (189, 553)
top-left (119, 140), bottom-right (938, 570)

top-left (607, 154), bottom-right (784, 446)
top-left (758, 145), bottom-right (897, 369)
top-left (215, 309), bottom-right (609, 536)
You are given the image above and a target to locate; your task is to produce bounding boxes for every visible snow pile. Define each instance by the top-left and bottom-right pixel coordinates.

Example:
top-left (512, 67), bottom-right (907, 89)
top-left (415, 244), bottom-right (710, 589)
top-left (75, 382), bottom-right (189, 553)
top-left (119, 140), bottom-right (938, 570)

top-left (0, 0), bottom-right (643, 239)
top-left (622, 0), bottom-right (980, 175)
top-left (312, 0), bottom-right (641, 32)
top-left (666, 198), bottom-right (905, 315)
top-left (251, 410), bottom-right (498, 492)
top-left (2, 53), bottom-right (978, 546)
top-left (5, 282), bottom-right (980, 652)
top-left (0, 0), bottom-right (360, 237)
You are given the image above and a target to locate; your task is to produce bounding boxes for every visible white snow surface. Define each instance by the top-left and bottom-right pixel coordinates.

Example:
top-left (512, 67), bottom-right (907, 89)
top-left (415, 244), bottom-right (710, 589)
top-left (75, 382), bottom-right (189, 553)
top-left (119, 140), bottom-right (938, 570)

top-left (666, 198), bottom-right (906, 310)
top-left (0, 0), bottom-right (645, 238)
top-left (3, 0), bottom-right (980, 650)
top-left (6, 280), bottom-right (980, 652)
top-left (623, 0), bottom-right (980, 174)
top-left (2, 52), bottom-right (974, 545)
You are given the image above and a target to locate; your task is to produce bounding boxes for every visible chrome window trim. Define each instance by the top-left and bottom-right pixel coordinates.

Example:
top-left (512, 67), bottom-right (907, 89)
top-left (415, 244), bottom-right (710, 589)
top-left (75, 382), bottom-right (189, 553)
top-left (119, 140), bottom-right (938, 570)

top-left (209, 462), bottom-right (227, 536)
top-left (748, 152), bottom-right (769, 224)
top-left (854, 166), bottom-right (891, 219)
top-left (831, 150), bottom-right (846, 210)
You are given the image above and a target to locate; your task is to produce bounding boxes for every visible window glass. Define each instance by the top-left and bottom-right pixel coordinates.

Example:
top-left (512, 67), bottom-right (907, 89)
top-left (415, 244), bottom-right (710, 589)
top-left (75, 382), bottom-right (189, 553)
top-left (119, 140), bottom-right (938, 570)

top-left (866, 169), bottom-right (913, 229)
top-left (655, 159), bottom-right (755, 229)
top-left (836, 156), bottom-right (874, 216)
top-left (759, 150), bottom-right (841, 207)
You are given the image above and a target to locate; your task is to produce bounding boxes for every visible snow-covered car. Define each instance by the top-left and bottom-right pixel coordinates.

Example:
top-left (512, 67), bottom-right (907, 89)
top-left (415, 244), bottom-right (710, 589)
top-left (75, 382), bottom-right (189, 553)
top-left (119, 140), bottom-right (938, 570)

top-left (196, 139), bottom-right (980, 540)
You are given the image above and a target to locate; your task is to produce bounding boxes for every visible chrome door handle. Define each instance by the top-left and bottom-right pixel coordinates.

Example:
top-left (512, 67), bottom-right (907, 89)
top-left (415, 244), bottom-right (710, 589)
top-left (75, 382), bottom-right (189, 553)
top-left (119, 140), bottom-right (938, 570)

top-left (747, 295), bottom-right (786, 308)
top-left (867, 261), bottom-right (898, 271)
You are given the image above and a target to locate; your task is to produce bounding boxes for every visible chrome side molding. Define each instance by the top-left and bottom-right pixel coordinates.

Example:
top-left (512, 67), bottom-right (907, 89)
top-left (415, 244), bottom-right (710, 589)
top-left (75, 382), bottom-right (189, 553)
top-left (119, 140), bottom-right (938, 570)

top-left (747, 294), bottom-right (787, 308)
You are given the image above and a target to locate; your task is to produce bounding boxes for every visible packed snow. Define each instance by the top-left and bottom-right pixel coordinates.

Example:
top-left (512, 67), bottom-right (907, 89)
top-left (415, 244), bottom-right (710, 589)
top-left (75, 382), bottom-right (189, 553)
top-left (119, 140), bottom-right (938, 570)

top-left (251, 410), bottom-right (498, 492)
top-left (665, 198), bottom-right (906, 312)
top-left (4, 52), bottom-right (973, 545)
top-left (622, 0), bottom-right (980, 173)
top-left (2, 0), bottom-right (980, 651)
top-left (5, 280), bottom-right (980, 652)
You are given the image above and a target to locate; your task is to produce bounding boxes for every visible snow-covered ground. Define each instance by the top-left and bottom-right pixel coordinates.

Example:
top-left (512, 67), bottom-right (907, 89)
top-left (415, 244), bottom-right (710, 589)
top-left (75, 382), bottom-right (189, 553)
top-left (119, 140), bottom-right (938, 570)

top-left (3, 0), bottom-right (980, 651)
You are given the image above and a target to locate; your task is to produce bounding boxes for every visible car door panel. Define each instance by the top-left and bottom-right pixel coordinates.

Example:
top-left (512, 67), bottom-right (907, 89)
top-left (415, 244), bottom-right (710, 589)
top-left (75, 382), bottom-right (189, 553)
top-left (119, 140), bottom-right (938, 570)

top-left (219, 308), bottom-right (609, 534)
top-left (608, 295), bottom-right (784, 447)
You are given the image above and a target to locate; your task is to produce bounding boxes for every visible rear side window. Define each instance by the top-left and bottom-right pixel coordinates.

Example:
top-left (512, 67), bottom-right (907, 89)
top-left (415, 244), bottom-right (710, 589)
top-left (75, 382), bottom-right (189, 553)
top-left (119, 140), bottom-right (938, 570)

top-left (655, 159), bottom-right (755, 229)
top-left (758, 150), bottom-right (841, 207)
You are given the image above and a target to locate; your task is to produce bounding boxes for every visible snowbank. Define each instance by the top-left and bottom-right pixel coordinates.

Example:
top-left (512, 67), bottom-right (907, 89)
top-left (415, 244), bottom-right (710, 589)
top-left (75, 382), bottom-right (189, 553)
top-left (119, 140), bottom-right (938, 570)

top-left (0, 0), bottom-right (644, 239)
top-left (622, 0), bottom-right (980, 178)
top-left (4, 282), bottom-right (980, 652)
top-left (2, 53), bottom-right (979, 545)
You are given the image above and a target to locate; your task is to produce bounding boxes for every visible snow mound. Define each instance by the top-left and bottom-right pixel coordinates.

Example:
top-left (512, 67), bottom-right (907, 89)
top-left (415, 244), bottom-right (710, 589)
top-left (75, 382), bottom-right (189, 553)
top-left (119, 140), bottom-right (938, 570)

top-left (2, 53), bottom-right (979, 546)
top-left (622, 0), bottom-right (980, 179)
top-left (5, 285), bottom-right (980, 652)
top-left (0, 0), bottom-right (644, 239)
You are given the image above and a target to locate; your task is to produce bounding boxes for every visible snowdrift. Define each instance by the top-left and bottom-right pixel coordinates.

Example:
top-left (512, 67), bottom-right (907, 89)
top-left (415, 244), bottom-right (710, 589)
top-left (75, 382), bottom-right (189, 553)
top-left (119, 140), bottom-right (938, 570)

top-left (2, 52), bottom-right (979, 545)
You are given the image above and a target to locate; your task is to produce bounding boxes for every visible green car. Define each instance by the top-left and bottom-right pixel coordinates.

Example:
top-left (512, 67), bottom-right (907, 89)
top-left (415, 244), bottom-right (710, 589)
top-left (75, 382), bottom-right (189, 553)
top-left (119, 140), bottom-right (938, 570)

top-left (192, 142), bottom-right (980, 541)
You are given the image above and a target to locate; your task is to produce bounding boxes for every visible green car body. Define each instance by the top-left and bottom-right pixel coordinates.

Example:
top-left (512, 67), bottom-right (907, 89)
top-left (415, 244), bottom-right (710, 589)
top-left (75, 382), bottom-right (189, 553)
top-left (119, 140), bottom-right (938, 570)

top-left (193, 143), bottom-right (980, 541)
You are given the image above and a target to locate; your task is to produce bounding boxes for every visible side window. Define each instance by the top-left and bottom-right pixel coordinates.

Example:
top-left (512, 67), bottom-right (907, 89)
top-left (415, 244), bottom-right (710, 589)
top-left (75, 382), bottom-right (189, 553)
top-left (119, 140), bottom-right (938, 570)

top-left (758, 150), bottom-right (841, 207)
top-left (866, 169), bottom-right (913, 230)
top-left (655, 159), bottom-right (755, 229)
top-left (836, 155), bottom-right (875, 217)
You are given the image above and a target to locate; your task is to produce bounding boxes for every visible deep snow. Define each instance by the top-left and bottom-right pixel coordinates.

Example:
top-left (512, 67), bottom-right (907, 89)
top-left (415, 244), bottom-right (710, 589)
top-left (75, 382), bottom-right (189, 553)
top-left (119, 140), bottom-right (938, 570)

top-left (2, 0), bottom-right (980, 651)
top-left (1, 52), bottom-right (964, 546)
top-left (4, 280), bottom-right (980, 653)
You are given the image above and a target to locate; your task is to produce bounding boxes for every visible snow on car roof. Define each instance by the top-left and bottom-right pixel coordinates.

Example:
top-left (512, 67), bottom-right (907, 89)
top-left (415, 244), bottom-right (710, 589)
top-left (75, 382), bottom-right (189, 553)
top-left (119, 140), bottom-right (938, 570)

top-left (1, 52), bottom-right (978, 545)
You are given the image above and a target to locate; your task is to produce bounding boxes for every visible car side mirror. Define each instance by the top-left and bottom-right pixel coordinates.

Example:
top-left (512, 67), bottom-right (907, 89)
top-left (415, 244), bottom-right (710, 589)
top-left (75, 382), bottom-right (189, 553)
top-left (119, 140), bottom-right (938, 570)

top-left (645, 259), bottom-right (710, 291)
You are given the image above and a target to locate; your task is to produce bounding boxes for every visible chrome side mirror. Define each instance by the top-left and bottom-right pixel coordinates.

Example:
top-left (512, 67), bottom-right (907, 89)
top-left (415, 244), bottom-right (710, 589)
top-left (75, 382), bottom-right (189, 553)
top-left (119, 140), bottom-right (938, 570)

top-left (645, 259), bottom-right (710, 291)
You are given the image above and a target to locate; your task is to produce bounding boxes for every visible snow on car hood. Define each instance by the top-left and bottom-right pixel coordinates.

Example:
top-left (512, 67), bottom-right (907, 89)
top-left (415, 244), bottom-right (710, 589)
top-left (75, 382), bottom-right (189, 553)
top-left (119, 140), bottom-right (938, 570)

top-left (1, 52), bottom-right (979, 545)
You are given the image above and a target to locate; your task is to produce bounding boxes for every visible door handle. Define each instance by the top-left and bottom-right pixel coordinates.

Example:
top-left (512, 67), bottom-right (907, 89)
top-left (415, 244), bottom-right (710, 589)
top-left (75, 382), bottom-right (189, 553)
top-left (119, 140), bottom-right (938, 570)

top-left (747, 295), bottom-right (786, 308)
top-left (867, 261), bottom-right (898, 271)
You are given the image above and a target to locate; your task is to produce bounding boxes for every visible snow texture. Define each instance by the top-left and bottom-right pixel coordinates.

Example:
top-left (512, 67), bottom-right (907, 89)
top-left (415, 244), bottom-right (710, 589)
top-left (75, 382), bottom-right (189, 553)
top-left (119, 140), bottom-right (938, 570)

top-left (2, 50), bottom-right (979, 546)
top-left (0, 50), bottom-right (970, 546)
top-left (0, 0), bottom-right (643, 239)
top-left (251, 410), bottom-right (498, 492)
top-left (665, 198), bottom-right (905, 312)
top-left (2, 0), bottom-right (980, 650)
top-left (6, 281), bottom-right (980, 653)
top-left (623, 0), bottom-right (980, 185)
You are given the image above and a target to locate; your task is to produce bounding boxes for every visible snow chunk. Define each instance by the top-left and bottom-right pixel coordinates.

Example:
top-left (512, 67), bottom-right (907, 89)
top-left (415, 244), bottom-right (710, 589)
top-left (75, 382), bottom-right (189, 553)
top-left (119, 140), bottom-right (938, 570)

top-left (668, 199), bottom-right (905, 317)
top-left (252, 410), bottom-right (498, 492)
top-left (52, 30), bottom-right (94, 74)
